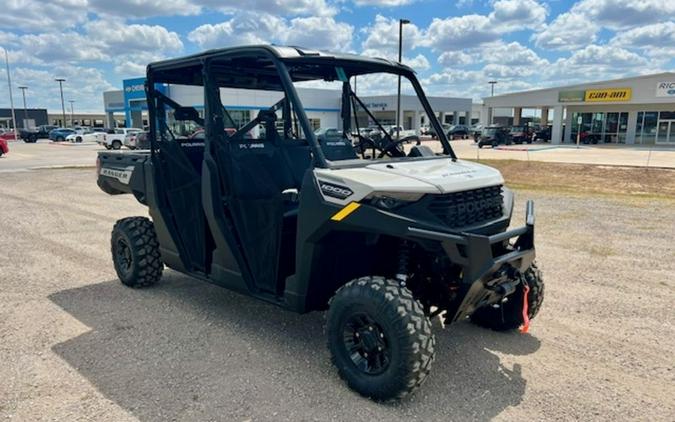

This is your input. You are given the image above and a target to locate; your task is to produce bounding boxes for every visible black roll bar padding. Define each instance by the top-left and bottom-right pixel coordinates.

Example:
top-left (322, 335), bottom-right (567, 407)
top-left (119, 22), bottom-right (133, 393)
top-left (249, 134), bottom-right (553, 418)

top-left (273, 59), bottom-right (329, 168)
top-left (407, 76), bottom-right (456, 160)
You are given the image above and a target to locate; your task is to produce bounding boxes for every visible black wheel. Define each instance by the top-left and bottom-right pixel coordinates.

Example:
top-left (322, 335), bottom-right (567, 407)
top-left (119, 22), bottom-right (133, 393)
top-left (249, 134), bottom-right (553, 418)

top-left (111, 217), bottom-right (163, 288)
top-left (76, 136), bottom-right (82, 143)
top-left (326, 276), bottom-right (435, 401)
top-left (112, 140), bottom-right (122, 150)
top-left (470, 263), bottom-right (544, 331)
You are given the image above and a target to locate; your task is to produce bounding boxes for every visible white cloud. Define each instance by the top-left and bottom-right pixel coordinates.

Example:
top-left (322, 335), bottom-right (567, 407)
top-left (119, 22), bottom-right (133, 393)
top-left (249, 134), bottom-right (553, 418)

top-left (610, 22), bottom-right (675, 55)
top-left (361, 15), bottom-right (424, 54)
top-left (488, 0), bottom-right (548, 32)
top-left (353, 0), bottom-right (415, 5)
top-left (425, 15), bottom-right (499, 51)
top-left (85, 21), bottom-right (184, 55)
top-left (572, 0), bottom-right (675, 29)
top-left (531, 11), bottom-right (597, 50)
top-left (4, 66), bottom-right (114, 113)
top-left (88, 0), bottom-right (200, 17)
top-left (0, 0), bottom-right (88, 31)
top-left (188, 14), bottom-right (353, 52)
top-left (197, 0), bottom-right (336, 17)
top-left (437, 51), bottom-right (475, 67)
top-left (284, 17), bottom-right (354, 51)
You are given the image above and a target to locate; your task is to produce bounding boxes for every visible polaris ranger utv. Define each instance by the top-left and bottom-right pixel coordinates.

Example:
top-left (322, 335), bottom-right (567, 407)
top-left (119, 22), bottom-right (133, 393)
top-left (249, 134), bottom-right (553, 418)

top-left (97, 45), bottom-right (544, 401)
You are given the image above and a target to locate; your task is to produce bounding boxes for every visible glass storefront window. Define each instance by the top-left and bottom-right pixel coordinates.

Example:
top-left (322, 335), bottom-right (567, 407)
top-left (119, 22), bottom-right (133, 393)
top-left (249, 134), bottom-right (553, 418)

top-left (642, 112), bottom-right (658, 145)
top-left (604, 113), bottom-right (618, 143)
top-left (659, 111), bottom-right (675, 120)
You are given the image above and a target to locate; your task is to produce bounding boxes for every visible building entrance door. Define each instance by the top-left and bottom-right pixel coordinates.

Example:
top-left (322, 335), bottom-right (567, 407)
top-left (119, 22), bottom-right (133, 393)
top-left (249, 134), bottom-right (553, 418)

top-left (656, 120), bottom-right (675, 144)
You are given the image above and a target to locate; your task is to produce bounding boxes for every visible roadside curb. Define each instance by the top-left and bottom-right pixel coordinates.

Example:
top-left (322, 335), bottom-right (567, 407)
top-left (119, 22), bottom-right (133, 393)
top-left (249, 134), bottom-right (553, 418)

top-left (48, 141), bottom-right (98, 147)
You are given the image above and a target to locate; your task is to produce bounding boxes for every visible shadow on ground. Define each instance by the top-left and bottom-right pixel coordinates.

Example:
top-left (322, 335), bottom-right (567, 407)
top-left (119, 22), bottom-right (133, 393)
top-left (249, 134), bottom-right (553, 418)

top-left (49, 273), bottom-right (540, 421)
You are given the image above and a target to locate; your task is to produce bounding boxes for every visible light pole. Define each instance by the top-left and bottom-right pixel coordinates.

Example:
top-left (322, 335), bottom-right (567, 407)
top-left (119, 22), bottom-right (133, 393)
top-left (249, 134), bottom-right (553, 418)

top-left (68, 100), bottom-right (75, 127)
top-left (3, 47), bottom-right (18, 139)
top-left (396, 18), bottom-right (410, 140)
top-left (55, 78), bottom-right (66, 127)
top-left (18, 85), bottom-right (28, 126)
top-left (488, 80), bottom-right (498, 97)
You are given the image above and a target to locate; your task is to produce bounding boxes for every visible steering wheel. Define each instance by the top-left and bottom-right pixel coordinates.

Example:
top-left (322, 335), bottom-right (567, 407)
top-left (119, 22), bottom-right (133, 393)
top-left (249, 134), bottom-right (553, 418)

top-left (355, 135), bottom-right (379, 158)
top-left (376, 136), bottom-right (415, 158)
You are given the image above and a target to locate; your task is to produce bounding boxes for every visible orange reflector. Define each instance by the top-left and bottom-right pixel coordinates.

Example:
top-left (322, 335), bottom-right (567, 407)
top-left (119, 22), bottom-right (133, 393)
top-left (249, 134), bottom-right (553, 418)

top-left (520, 284), bottom-right (531, 334)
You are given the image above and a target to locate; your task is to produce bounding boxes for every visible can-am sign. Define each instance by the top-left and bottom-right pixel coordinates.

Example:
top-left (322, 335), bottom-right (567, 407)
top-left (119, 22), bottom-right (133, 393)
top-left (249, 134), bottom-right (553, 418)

top-left (656, 82), bottom-right (675, 97)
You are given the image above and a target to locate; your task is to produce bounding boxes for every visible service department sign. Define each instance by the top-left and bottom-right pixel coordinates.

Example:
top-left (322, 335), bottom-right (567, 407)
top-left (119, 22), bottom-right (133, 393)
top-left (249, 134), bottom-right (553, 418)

top-left (656, 82), bottom-right (675, 97)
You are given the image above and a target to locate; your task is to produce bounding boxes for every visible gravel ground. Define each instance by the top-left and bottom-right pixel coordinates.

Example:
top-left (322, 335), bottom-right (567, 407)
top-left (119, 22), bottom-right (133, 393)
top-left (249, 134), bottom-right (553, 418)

top-left (0, 168), bottom-right (673, 421)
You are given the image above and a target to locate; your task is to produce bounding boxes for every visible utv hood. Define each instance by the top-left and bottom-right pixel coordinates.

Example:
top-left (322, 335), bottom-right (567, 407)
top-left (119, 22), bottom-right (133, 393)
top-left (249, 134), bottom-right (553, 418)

top-left (315, 158), bottom-right (504, 204)
top-left (365, 159), bottom-right (504, 194)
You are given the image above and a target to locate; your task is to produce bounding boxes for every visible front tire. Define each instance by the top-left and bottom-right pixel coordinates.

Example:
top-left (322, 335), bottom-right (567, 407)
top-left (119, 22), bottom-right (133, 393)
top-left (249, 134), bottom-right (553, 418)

top-left (326, 277), bottom-right (435, 401)
top-left (111, 217), bottom-right (163, 288)
top-left (470, 264), bottom-right (544, 331)
top-left (112, 140), bottom-right (122, 150)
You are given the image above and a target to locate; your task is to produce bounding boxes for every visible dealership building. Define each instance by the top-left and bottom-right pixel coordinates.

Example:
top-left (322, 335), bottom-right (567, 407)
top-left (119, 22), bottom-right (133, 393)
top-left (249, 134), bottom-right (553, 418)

top-left (481, 72), bottom-right (675, 146)
top-left (103, 77), bottom-right (472, 132)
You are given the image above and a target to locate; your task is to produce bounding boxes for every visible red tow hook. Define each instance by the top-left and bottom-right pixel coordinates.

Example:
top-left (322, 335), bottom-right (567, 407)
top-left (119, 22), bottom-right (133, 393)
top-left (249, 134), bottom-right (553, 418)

top-left (519, 284), bottom-right (530, 334)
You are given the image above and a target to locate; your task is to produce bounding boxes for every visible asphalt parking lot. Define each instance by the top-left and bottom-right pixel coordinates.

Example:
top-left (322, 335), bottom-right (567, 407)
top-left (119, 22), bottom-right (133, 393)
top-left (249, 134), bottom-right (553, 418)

top-left (2, 138), bottom-right (674, 173)
top-left (1, 168), bottom-right (673, 421)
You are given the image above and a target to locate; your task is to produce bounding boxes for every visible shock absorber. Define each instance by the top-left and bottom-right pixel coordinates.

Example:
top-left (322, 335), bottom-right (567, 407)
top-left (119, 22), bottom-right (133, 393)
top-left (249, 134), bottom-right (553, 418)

top-left (395, 240), bottom-right (410, 286)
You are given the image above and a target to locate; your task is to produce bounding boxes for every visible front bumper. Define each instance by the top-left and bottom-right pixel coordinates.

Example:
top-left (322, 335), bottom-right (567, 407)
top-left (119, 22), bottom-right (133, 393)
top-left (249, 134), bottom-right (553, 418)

top-left (407, 200), bottom-right (536, 322)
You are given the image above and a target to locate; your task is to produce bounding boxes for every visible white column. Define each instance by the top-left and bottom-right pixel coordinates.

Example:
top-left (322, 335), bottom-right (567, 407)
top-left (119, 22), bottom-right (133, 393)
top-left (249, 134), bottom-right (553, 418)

top-left (452, 111), bottom-right (459, 125)
top-left (465, 110), bottom-right (472, 125)
top-left (625, 111), bottom-right (638, 144)
top-left (551, 105), bottom-right (564, 145)
top-left (487, 107), bottom-right (493, 125)
top-left (541, 107), bottom-right (549, 125)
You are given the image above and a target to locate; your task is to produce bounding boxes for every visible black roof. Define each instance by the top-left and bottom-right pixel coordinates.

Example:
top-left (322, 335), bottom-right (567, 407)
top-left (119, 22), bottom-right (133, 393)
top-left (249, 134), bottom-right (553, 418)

top-left (147, 45), bottom-right (415, 90)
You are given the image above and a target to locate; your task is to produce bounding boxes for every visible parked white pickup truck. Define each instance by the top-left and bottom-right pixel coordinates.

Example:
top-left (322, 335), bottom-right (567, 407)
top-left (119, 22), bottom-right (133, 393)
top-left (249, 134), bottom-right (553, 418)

top-left (381, 125), bottom-right (417, 139)
top-left (97, 128), bottom-right (143, 150)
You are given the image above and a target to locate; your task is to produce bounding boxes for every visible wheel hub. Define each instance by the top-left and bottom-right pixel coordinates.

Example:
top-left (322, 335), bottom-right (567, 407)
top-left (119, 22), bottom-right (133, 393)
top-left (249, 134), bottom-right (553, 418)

top-left (343, 313), bottom-right (390, 375)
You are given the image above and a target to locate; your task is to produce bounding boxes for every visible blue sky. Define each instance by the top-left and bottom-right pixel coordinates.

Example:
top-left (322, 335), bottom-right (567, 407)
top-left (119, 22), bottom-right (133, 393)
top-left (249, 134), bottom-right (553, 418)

top-left (0, 0), bottom-right (673, 112)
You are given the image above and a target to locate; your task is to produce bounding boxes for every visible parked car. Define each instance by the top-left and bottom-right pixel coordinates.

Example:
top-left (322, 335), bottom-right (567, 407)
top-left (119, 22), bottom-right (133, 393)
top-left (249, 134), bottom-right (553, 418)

top-left (66, 129), bottom-right (105, 143)
top-left (428, 123), bottom-right (450, 139)
top-left (0, 130), bottom-right (18, 142)
top-left (48, 128), bottom-right (76, 142)
top-left (20, 125), bottom-right (58, 143)
top-left (533, 126), bottom-right (551, 142)
top-left (577, 131), bottom-right (602, 144)
top-left (382, 125), bottom-right (416, 140)
top-left (0, 135), bottom-right (10, 156)
top-left (125, 131), bottom-right (150, 149)
top-left (98, 128), bottom-right (143, 149)
top-left (470, 124), bottom-right (483, 140)
top-left (477, 126), bottom-right (512, 148)
top-left (509, 126), bottom-right (532, 144)
top-left (446, 124), bottom-right (470, 139)
top-left (314, 127), bottom-right (344, 143)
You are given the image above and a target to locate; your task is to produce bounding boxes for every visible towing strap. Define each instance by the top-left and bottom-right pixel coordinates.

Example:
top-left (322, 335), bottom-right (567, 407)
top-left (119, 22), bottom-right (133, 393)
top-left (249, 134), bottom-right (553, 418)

top-left (519, 284), bottom-right (531, 334)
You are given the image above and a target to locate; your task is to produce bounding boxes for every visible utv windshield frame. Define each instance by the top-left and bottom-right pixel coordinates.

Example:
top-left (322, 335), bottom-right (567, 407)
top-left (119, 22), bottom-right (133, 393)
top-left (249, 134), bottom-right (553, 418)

top-left (144, 45), bottom-right (456, 168)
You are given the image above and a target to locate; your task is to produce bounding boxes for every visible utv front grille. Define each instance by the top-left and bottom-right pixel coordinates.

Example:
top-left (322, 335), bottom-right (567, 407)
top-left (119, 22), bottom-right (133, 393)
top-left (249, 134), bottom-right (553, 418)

top-left (428, 185), bottom-right (504, 228)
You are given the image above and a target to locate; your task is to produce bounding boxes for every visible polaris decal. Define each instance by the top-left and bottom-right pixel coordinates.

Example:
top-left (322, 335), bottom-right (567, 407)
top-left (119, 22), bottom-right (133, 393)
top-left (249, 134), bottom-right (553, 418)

top-left (101, 166), bottom-right (134, 185)
top-left (319, 181), bottom-right (353, 199)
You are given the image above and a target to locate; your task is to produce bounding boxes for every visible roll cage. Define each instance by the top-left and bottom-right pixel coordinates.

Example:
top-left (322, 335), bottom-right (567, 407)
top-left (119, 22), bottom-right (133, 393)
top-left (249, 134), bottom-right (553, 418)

top-left (144, 45), bottom-right (457, 168)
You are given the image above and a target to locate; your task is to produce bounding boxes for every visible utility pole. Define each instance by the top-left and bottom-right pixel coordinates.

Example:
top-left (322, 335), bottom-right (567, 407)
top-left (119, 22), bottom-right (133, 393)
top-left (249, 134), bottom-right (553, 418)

top-left (18, 85), bottom-right (28, 126)
top-left (55, 78), bottom-right (66, 127)
top-left (396, 18), bottom-right (410, 140)
top-left (68, 100), bottom-right (75, 127)
top-left (489, 80), bottom-right (498, 97)
top-left (3, 47), bottom-right (18, 139)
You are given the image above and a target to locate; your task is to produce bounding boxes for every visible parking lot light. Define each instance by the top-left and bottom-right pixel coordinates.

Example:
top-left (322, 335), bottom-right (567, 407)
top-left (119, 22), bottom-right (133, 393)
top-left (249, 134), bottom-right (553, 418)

top-left (18, 86), bottom-right (28, 125)
top-left (489, 80), bottom-right (498, 97)
top-left (55, 78), bottom-right (66, 127)
top-left (396, 18), bottom-right (411, 140)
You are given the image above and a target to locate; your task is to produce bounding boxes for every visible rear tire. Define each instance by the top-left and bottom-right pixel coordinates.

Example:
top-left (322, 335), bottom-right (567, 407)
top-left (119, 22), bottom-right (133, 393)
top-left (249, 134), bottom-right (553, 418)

top-left (326, 276), bottom-right (435, 401)
top-left (111, 217), bottom-right (163, 288)
top-left (112, 140), bottom-right (122, 150)
top-left (76, 136), bottom-right (82, 143)
top-left (470, 263), bottom-right (544, 331)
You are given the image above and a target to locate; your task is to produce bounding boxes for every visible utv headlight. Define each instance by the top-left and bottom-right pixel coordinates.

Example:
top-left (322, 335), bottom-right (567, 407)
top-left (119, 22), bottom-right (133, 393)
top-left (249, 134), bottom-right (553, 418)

top-left (367, 192), bottom-right (423, 210)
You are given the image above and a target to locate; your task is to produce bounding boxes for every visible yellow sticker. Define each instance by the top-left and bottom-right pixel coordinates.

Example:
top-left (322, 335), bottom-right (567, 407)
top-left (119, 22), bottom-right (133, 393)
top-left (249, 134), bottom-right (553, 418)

top-left (331, 202), bottom-right (361, 221)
